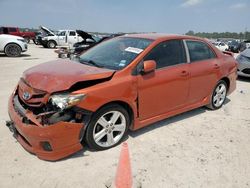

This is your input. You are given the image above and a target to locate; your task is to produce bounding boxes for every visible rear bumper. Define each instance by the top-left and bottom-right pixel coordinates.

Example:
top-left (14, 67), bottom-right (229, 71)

top-left (238, 71), bottom-right (250, 78)
top-left (7, 94), bottom-right (84, 161)
top-left (237, 62), bottom-right (250, 77)
top-left (227, 69), bottom-right (237, 95)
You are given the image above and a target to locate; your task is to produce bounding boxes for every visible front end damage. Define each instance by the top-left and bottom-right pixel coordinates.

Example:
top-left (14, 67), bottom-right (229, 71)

top-left (6, 79), bottom-right (92, 161)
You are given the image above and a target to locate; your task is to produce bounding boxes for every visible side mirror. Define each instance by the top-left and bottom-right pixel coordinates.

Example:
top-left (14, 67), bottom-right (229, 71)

top-left (142, 60), bottom-right (156, 74)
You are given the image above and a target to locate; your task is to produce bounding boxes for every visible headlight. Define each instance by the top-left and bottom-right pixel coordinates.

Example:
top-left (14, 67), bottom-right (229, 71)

top-left (49, 93), bottom-right (86, 110)
top-left (17, 39), bottom-right (25, 43)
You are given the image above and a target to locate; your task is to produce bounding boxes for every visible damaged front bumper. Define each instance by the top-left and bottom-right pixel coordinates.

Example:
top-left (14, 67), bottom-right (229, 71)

top-left (7, 94), bottom-right (84, 161)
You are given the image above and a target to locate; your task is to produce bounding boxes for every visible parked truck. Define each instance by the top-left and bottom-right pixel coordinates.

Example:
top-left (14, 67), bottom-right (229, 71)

top-left (0, 26), bottom-right (36, 43)
top-left (40, 27), bottom-right (91, 48)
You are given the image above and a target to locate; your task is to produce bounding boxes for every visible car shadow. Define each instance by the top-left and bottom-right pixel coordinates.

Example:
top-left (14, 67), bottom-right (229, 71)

top-left (0, 54), bottom-right (31, 57)
top-left (38, 46), bottom-right (54, 49)
top-left (128, 98), bottom-right (230, 138)
top-left (237, 76), bottom-right (250, 82)
top-left (61, 100), bottom-right (232, 161)
top-left (224, 98), bottom-right (231, 105)
top-left (129, 107), bottom-right (207, 138)
top-left (22, 57), bottom-right (39, 60)
top-left (55, 147), bottom-right (88, 162)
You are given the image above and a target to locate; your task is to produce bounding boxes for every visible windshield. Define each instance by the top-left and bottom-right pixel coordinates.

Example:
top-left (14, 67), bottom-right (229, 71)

top-left (79, 37), bottom-right (152, 70)
top-left (229, 40), bottom-right (239, 46)
top-left (92, 35), bottom-right (101, 42)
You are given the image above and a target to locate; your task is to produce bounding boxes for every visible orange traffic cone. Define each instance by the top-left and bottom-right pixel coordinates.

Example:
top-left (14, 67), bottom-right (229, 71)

top-left (114, 142), bottom-right (132, 188)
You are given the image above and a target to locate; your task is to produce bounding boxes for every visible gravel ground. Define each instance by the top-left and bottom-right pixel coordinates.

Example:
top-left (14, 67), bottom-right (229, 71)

top-left (0, 44), bottom-right (249, 188)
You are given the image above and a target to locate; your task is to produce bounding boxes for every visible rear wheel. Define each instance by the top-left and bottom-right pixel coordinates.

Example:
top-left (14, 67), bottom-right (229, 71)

top-left (85, 104), bottom-right (129, 150)
top-left (207, 80), bottom-right (227, 110)
top-left (4, 43), bottom-right (22, 57)
top-left (33, 39), bottom-right (39, 45)
top-left (47, 40), bottom-right (56, 48)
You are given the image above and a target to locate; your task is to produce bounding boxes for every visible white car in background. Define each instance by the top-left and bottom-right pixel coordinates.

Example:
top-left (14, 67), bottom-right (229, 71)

top-left (0, 34), bottom-right (27, 57)
top-left (40, 27), bottom-right (84, 48)
top-left (245, 41), bottom-right (250, 49)
top-left (236, 49), bottom-right (250, 77)
top-left (214, 42), bottom-right (228, 51)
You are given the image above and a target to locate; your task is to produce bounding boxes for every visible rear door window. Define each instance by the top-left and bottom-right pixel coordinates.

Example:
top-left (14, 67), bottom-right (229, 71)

top-left (69, 31), bottom-right (76, 36)
top-left (9, 27), bottom-right (17, 32)
top-left (58, 31), bottom-right (66, 36)
top-left (186, 40), bottom-right (216, 62)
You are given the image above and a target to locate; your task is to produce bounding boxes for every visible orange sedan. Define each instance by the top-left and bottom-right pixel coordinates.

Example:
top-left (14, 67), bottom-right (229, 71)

top-left (7, 34), bottom-right (237, 160)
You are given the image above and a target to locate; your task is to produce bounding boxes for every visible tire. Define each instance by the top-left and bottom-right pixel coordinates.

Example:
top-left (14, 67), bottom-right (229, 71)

top-left (4, 43), bottom-right (22, 57)
top-left (47, 40), bottom-right (56, 48)
top-left (207, 80), bottom-right (227, 110)
top-left (85, 104), bottom-right (130, 150)
top-left (33, 39), bottom-right (39, 45)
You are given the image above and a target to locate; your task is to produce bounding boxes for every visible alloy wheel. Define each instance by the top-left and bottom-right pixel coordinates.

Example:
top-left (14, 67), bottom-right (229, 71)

top-left (93, 111), bottom-right (126, 148)
top-left (5, 44), bottom-right (21, 57)
top-left (213, 83), bottom-right (227, 108)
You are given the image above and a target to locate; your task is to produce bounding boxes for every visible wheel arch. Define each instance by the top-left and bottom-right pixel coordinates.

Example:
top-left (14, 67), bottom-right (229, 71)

top-left (206, 78), bottom-right (229, 110)
top-left (94, 100), bottom-right (134, 128)
top-left (220, 77), bottom-right (230, 91)
top-left (81, 100), bottom-right (135, 134)
top-left (48, 39), bottom-right (57, 45)
top-left (4, 42), bottom-right (22, 53)
top-left (80, 100), bottom-right (134, 147)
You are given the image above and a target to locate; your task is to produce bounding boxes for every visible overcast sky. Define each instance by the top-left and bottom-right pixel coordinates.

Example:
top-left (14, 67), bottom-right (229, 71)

top-left (0, 0), bottom-right (249, 34)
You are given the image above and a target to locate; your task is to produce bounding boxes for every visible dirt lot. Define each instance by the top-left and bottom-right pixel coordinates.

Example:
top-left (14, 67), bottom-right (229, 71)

top-left (0, 44), bottom-right (250, 188)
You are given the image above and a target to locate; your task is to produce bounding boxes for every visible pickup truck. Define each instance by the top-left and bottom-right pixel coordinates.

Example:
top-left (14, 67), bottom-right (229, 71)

top-left (40, 27), bottom-right (92, 48)
top-left (0, 26), bottom-right (35, 43)
top-left (34, 26), bottom-right (56, 45)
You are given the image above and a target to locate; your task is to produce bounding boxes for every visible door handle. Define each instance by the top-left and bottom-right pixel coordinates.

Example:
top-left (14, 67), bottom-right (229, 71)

top-left (181, 70), bottom-right (189, 77)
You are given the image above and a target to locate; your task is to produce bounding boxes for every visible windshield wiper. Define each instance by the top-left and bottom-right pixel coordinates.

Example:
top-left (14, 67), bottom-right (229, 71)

top-left (80, 59), bottom-right (103, 68)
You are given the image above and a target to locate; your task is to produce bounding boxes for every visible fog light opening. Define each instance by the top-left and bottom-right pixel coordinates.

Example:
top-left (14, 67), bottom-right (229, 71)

top-left (41, 141), bottom-right (53, 151)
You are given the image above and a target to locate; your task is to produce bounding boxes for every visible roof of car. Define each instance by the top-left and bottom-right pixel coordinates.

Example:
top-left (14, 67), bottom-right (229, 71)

top-left (121, 33), bottom-right (203, 41)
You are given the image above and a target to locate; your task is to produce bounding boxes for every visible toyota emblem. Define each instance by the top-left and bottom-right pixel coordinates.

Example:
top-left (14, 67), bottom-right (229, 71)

top-left (23, 91), bottom-right (31, 100)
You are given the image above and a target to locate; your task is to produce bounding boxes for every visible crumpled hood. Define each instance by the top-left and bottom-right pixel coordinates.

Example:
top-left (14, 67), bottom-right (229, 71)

top-left (22, 60), bottom-right (115, 93)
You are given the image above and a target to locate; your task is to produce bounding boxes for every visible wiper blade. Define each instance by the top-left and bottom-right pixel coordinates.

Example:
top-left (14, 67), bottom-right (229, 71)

top-left (80, 59), bottom-right (103, 68)
top-left (87, 60), bottom-right (103, 68)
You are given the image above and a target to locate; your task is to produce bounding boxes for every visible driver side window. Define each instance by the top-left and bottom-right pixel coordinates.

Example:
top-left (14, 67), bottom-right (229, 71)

top-left (58, 31), bottom-right (66, 36)
top-left (144, 40), bottom-right (187, 69)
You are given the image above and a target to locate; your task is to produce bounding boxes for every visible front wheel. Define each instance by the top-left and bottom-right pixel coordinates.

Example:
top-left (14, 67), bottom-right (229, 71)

top-left (207, 80), bottom-right (227, 110)
top-left (4, 43), bottom-right (22, 57)
top-left (47, 40), bottom-right (56, 48)
top-left (33, 39), bottom-right (39, 45)
top-left (85, 104), bottom-right (130, 150)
